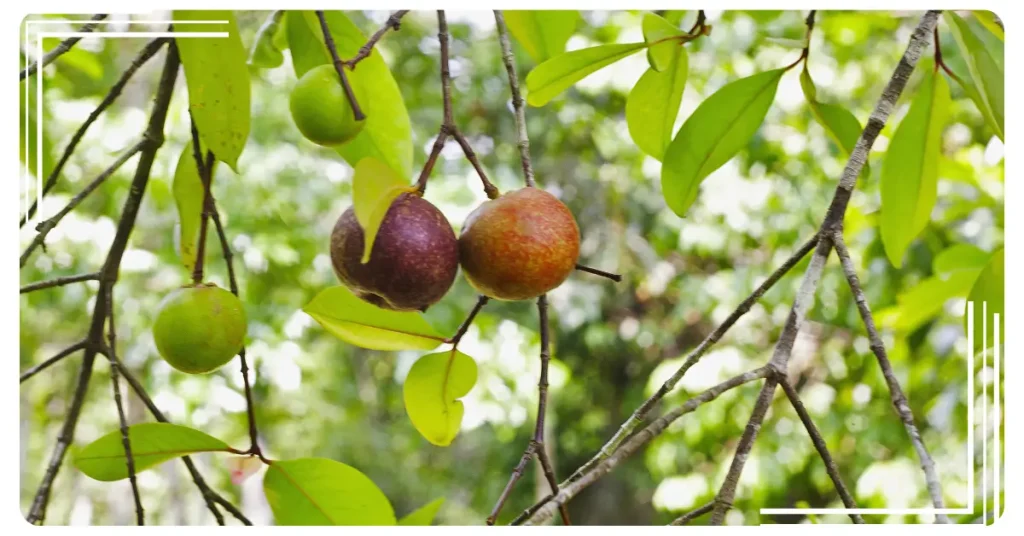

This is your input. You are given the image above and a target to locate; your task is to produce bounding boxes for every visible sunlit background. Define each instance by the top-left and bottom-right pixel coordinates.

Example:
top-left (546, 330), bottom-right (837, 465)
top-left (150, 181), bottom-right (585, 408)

top-left (20, 10), bottom-right (1003, 525)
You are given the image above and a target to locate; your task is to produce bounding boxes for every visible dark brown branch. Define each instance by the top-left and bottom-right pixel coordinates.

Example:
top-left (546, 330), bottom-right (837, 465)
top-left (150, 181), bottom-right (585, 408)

top-left (778, 377), bottom-right (862, 523)
top-left (832, 231), bottom-right (948, 522)
top-left (20, 272), bottom-right (99, 293)
top-left (20, 14), bottom-right (108, 80)
top-left (106, 286), bottom-right (144, 525)
top-left (19, 340), bottom-right (88, 383)
top-left (669, 501), bottom-right (715, 525)
top-left (345, 10), bottom-right (410, 68)
top-left (493, 11), bottom-right (535, 187)
top-left (22, 138), bottom-right (148, 267)
top-left (315, 11), bottom-right (364, 121)
top-left (574, 263), bottom-right (622, 282)
top-left (22, 37), bottom-right (169, 227)
top-left (445, 295), bottom-right (490, 346)
top-left (188, 117), bottom-right (215, 285)
top-left (414, 128), bottom-right (449, 194)
top-left (450, 127), bottom-right (500, 199)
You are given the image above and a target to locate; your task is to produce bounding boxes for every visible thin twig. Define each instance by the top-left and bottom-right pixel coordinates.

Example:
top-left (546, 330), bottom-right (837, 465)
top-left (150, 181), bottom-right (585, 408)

top-left (20, 272), bottom-right (99, 293)
top-left (670, 501), bottom-right (715, 525)
top-left (778, 377), bottom-right (862, 523)
top-left (493, 11), bottom-right (534, 187)
top-left (19, 340), bottom-right (88, 383)
top-left (832, 231), bottom-right (949, 522)
top-left (574, 263), bottom-right (622, 282)
top-left (188, 117), bottom-right (215, 285)
top-left (445, 295), bottom-right (490, 346)
top-left (345, 10), bottom-right (410, 68)
top-left (106, 286), bottom-right (144, 525)
top-left (20, 14), bottom-right (108, 80)
top-left (22, 37), bottom-right (169, 227)
top-left (315, 11), bottom-right (364, 121)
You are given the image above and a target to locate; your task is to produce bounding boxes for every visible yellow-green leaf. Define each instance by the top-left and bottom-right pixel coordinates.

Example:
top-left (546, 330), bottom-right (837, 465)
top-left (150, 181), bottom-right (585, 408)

top-left (263, 458), bottom-right (396, 525)
top-left (403, 350), bottom-right (477, 446)
top-left (661, 69), bottom-right (784, 217)
top-left (504, 10), bottom-right (578, 63)
top-left (972, 11), bottom-right (1004, 41)
top-left (966, 247), bottom-right (1003, 350)
top-left (800, 67), bottom-right (868, 177)
top-left (880, 70), bottom-right (950, 266)
top-left (525, 42), bottom-right (647, 107)
top-left (174, 11), bottom-right (250, 171)
top-left (933, 243), bottom-right (991, 276)
top-left (352, 158), bottom-right (415, 263)
top-left (642, 11), bottom-right (684, 72)
top-left (75, 423), bottom-right (231, 482)
top-left (303, 286), bottom-right (445, 351)
top-left (397, 498), bottom-right (445, 526)
top-left (248, 11), bottom-right (285, 69)
top-left (172, 141), bottom-right (216, 273)
top-left (947, 11), bottom-right (1003, 140)
top-left (285, 10), bottom-right (329, 77)
top-left (877, 269), bottom-right (980, 332)
top-left (626, 49), bottom-right (688, 160)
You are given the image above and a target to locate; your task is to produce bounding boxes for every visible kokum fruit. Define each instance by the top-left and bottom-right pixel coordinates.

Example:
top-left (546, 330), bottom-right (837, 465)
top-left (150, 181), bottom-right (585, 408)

top-left (152, 283), bottom-right (247, 374)
top-left (458, 187), bottom-right (580, 301)
top-left (330, 193), bottom-right (459, 311)
top-left (290, 64), bottom-right (365, 147)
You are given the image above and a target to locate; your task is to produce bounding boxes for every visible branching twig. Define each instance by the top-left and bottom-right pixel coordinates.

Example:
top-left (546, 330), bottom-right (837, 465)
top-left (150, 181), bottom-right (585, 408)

top-left (345, 10), bottom-right (409, 68)
top-left (315, 11), bottom-right (364, 121)
top-left (21, 272), bottom-right (99, 294)
top-left (22, 37), bottom-right (168, 227)
top-left (106, 286), bottom-right (144, 525)
top-left (670, 501), bottom-right (715, 525)
top-left (20, 14), bottom-right (108, 81)
top-left (20, 340), bottom-right (88, 383)
top-left (445, 295), bottom-right (490, 346)
top-left (493, 10), bottom-right (534, 187)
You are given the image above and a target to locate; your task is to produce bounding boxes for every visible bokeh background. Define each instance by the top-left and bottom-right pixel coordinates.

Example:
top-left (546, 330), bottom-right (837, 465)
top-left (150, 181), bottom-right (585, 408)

top-left (19, 10), bottom-right (1004, 525)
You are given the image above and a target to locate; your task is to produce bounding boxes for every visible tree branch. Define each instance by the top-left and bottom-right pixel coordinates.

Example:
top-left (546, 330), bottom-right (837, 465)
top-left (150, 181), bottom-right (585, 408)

top-left (345, 10), bottom-right (410, 68)
top-left (573, 263), bottom-right (622, 282)
top-left (22, 37), bottom-right (168, 227)
top-left (19, 340), bottom-right (87, 383)
top-left (493, 10), bottom-right (534, 187)
top-left (445, 295), bottom-right (489, 346)
top-left (669, 501), bottom-right (715, 525)
top-left (188, 117), bottom-right (215, 285)
top-left (315, 10), bottom-right (364, 121)
top-left (20, 272), bottom-right (99, 294)
top-left (20, 14), bottom-right (108, 80)
top-left (106, 286), bottom-right (144, 525)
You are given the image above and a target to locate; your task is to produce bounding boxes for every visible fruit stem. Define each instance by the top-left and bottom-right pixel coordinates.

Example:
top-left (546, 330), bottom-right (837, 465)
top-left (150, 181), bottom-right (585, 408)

top-left (444, 295), bottom-right (490, 346)
top-left (574, 263), bottom-right (622, 282)
top-left (315, 11), bottom-right (365, 122)
top-left (189, 116), bottom-right (216, 285)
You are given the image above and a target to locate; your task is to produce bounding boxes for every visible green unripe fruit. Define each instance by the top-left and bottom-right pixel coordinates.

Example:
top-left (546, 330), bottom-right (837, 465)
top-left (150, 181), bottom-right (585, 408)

top-left (289, 64), bottom-right (365, 147)
top-left (152, 283), bottom-right (247, 374)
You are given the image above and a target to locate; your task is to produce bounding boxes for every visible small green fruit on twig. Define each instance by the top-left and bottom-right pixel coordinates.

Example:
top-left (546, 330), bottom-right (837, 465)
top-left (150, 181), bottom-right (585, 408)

top-left (331, 193), bottom-right (459, 312)
top-left (459, 187), bottom-right (580, 301)
top-left (289, 64), bottom-right (365, 147)
top-left (152, 283), bottom-right (247, 374)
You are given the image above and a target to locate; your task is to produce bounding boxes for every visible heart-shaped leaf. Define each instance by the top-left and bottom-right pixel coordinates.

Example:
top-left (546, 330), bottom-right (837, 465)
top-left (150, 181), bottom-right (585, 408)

top-left (642, 11), bottom-right (684, 72)
top-left (352, 158), bottom-right (415, 263)
top-left (966, 247), bottom-right (1004, 350)
top-left (626, 48), bottom-right (689, 160)
top-left (880, 69), bottom-right (950, 267)
top-left (503, 10), bottom-right (578, 63)
top-left (172, 140), bottom-right (216, 273)
top-left (174, 11), bottom-right (251, 171)
top-left (947, 11), bottom-right (1003, 140)
top-left (525, 42), bottom-right (647, 107)
top-left (75, 423), bottom-right (232, 482)
top-left (303, 286), bottom-right (445, 351)
top-left (403, 350), bottom-right (478, 446)
top-left (397, 498), bottom-right (445, 526)
top-left (661, 69), bottom-right (784, 217)
top-left (263, 458), bottom-right (396, 525)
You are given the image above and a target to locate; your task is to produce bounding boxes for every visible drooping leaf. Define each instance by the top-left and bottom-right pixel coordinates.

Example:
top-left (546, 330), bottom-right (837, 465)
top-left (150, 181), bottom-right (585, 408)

top-left (947, 11), bottom-right (1004, 140)
top-left (972, 10), bottom-right (1004, 41)
top-left (966, 247), bottom-right (1004, 350)
top-left (800, 67), bottom-right (867, 177)
top-left (352, 158), bottom-right (415, 263)
top-left (172, 141), bottom-right (217, 273)
top-left (263, 458), bottom-right (396, 525)
top-left (660, 69), bottom-right (784, 217)
top-left (174, 11), bottom-right (251, 171)
top-left (933, 243), bottom-right (991, 276)
top-left (248, 11), bottom-right (285, 69)
top-left (525, 42), bottom-right (647, 107)
top-left (642, 11), bottom-right (685, 72)
top-left (626, 49), bottom-right (688, 160)
top-left (879, 69), bottom-right (950, 266)
top-left (292, 11), bottom-right (414, 178)
top-left (503, 10), bottom-right (578, 63)
top-left (877, 269), bottom-right (981, 332)
top-left (74, 423), bottom-right (232, 482)
top-left (403, 350), bottom-right (478, 446)
top-left (397, 498), bottom-right (445, 526)
top-left (303, 286), bottom-right (445, 351)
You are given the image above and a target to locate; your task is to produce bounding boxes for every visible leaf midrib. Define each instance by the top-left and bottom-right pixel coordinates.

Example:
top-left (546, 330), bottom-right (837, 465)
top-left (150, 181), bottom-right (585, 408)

top-left (271, 464), bottom-right (337, 525)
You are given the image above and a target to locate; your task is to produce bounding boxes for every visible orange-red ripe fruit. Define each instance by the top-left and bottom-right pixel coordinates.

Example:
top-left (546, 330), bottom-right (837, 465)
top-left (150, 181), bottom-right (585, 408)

top-left (458, 187), bottom-right (580, 301)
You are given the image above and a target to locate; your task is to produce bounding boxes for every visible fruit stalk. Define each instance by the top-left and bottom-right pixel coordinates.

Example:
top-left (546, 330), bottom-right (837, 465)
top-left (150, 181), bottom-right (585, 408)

top-left (188, 116), bottom-right (216, 285)
top-left (315, 10), bottom-right (365, 121)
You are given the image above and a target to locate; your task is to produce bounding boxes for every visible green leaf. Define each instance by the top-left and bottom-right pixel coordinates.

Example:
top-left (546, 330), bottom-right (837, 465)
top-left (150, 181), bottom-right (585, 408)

top-left (966, 247), bottom-right (1004, 350)
top-left (74, 423), bottom-right (231, 482)
top-left (879, 269), bottom-right (980, 332)
top-left (503, 10), bottom-right (578, 63)
top-left (626, 49), bottom-right (688, 160)
top-left (800, 67), bottom-right (867, 176)
top-left (294, 11), bottom-right (414, 178)
top-left (642, 12), bottom-right (684, 72)
top-left (947, 11), bottom-right (1004, 140)
top-left (172, 141), bottom-right (216, 273)
top-left (745, 10), bottom-right (785, 23)
top-left (403, 350), bottom-right (477, 446)
top-left (248, 11), bottom-right (285, 69)
top-left (352, 158), bottom-right (414, 263)
top-left (972, 11), bottom-right (1004, 41)
top-left (660, 69), bottom-right (784, 217)
top-left (933, 243), bottom-right (991, 276)
top-left (303, 286), bottom-right (445, 351)
top-left (525, 42), bottom-right (647, 107)
top-left (285, 11), bottom-right (329, 78)
top-left (263, 458), bottom-right (396, 525)
top-left (879, 70), bottom-right (950, 267)
top-left (174, 11), bottom-right (251, 171)
top-left (397, 498), bottom-right (445, 526)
